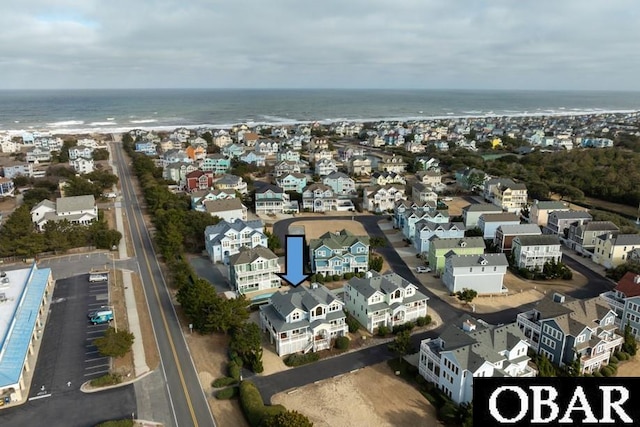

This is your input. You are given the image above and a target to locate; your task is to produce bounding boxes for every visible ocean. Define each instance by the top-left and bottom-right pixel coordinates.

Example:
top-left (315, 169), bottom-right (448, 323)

top-left (0, 89), bottom-right (639, 134)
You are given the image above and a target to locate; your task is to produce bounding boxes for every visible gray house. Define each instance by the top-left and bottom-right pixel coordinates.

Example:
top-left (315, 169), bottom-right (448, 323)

top-left (567, 220), bottom-right (619, 253)
top-left (441, 253), bottom-right (509, 294)
top-left (544, 211), bottom-right (592, 236)
top-left (462, 203), bottom-right (502, 229)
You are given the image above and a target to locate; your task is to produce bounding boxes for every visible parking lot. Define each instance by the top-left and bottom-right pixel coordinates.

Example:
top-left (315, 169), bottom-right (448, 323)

top-left (28, 274), bottom-right (113, 400)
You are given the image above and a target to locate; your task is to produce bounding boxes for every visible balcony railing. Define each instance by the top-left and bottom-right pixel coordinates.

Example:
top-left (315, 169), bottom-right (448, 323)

top-left (516, 312), bottom-right (541, 333)
top-left (599, 292), bottom-right (625, 311)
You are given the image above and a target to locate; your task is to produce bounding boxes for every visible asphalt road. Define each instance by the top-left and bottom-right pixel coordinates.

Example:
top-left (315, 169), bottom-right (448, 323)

top-left (0, 275), bottom-right (136, 427)
top-left (256, 216), bottom-right (617, 400)
top-left (112, 141), bottom-right (216, 427)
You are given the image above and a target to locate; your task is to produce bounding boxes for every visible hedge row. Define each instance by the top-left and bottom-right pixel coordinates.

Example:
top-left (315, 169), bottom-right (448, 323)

top-left (284, 353), bottom-right (320, 367)
top-left (239, 381), bottom-right (286, 427)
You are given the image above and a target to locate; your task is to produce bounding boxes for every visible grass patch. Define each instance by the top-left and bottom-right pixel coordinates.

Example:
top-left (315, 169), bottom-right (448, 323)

top-left (95, 420), bottom-right (134, 427)
top-left (90, 373), bottom-right (121, 387)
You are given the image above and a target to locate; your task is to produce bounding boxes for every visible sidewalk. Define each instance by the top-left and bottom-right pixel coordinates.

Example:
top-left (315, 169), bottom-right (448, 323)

top-left (110, 141), bottom-right (149, 377)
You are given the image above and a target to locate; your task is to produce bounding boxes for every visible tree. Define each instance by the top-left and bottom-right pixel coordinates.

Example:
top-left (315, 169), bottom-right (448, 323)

top-left (369, 237), bottom-right (386, 249)
top-left (93, 327), bottom-right (135, 358)
top-left (369, 255), bottom-right (383, 272)
top-left (622, 324), bottom-right (638, 356)
top-left (456, 288), bottom-right (478, 304)
top-left (265, 230), bottom-right (281, 252)
top-left (263, 410), bottom-right (314, 427)
top-left (0, 205), bottom-right (44, 257)
top-left (535, 354), bottom-right (556, 377)
top-left (464, 227), bottom-right (483, 237)
top-left (176, 279), bottom-right (219, 333)
top-left (229, 322), bottom-right (263, 373)
top-left (388, 330), bottom-right (413, 360)
top-left (22, 187), bottom-right (54, 208)
top-left (92, 148), bottom-right (110, 161)
top-left (203, 294), bottom-right (250, 334)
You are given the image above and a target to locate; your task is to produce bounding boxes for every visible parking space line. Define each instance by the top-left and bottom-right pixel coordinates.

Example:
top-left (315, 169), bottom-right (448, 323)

top-left (85, 351), bottom-right (99, 356)
top-left (85, 357), bottom-right (107, 363)
top-left (84, 370), bottom-right (109, 377)
top-left (85, 364), bottom-right (110, 371)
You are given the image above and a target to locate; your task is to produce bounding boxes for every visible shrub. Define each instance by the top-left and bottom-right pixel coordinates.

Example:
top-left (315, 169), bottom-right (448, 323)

top-left (392, 322), bottom-right (415, 334)
top-left (215, 386), bottom-right (238, 400)
top-left (332, 274), bottom-right (341, 281)
top-left (335, 336), bottom-right (350, 350)
top-left (343, 272), bottom-right (354, 280)
top-left (212, 376), bottom-right (237, 388)
top-left (90, 373), bottom-right (121, 387)
top-left (284, 353), bottom-right (320, 367)
top-left (618, 351), bottom-right (630, 361)
top-left (228, 361), bottom-right (242, 381)
top-left (610, 355), bottom-right (619, 364)
top-left (600, 366), bottom-right (614, 377)
top-left (377, 325), bottom-right (391, 336)
top-left (346, 315), bottom-right (360, 333)
top-left (239, 381), bottom-right (286, 427)
top-left (416, 315), bottom-right (432, 327)
top-left (593, 370), bottom-right (603, 377)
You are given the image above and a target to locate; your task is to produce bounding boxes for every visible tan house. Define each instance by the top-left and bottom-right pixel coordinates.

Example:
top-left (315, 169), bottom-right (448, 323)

top-left (529, 200), bottom-right (570, 227)
top-left (593, 234), bottom-right (640, 269)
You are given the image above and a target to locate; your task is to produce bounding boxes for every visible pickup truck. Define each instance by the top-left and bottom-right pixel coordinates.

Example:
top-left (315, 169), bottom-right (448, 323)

top-left (90, 310), bottom-right (113, 325)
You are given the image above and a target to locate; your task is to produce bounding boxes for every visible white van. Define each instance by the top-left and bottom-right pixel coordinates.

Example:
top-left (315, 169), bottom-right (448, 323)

top-left (89, 274), bottom-right (108, 283)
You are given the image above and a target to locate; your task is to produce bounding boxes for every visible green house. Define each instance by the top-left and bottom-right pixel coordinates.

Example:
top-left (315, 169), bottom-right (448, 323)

top-left (427, 237), bottom-right (486, 274)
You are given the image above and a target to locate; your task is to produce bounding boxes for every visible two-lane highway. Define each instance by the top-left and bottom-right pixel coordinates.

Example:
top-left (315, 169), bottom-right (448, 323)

top-left (112, 139), bottom-right (216, 427)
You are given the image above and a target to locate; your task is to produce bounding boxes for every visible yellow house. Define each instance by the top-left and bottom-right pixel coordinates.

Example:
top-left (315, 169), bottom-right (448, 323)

top-left (491, 138), bottom-right (502, 149)
top-left (593, 234), bottom-right (640, 269)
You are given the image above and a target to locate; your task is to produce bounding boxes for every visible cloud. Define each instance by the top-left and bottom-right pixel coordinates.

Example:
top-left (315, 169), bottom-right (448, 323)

top-left (0, 0), bottom-right (639, 89)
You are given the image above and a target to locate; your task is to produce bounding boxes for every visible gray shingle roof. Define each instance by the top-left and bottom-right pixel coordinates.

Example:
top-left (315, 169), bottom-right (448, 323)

top-left (549, 211), bottom-right (592, 220)
top-left (204, 219), bottom-right (264, 243)
top-left (610, 234), bottom-right (640, 246)
top-left (56, 195), bottom-right (95, 213)
top-left (479, 213), bottom-right (520, 222)
top-left (430, 237), bottom-right (486, 250)
top-left (463, 203), bottom-right (502, 213)
top-left (513, 234), bottom-right (560, 246)
top-left (228, 245), bottom-right (277, 265)
top-left (347, 271), bottom-right (428, 302)
top-left (497, 224), bottom-right (542, 235)
top-left (533, 200), bottom-right (570, 210)
top-left (309, 229), bottom-right (369, 252)
top-left (204, 198), bottom-right (245, 213)
top-left (261, 284), bottom-right (344, 327)
top-left (447, 253), bottom-right (508, 268)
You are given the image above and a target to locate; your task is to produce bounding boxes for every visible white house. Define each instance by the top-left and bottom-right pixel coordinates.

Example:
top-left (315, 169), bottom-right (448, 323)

top-left (442, 253), bottom-right (509, 294)
top-left (478, 213), bottom-right (521, 240)
top-left (512, 235), bottom-right (562, 270)
top-left (204, 219), bottom-right (267, 264)
top-left (344, 271), bottom-right (429, 333)
top-left (363, 184), bottom-right (406, 213)
top-left (419, 316), bottom-right (535, 404)
top-left (259, 283), bottom-right (348, 356)
top-left (414, 221), bottom-right (465, 254)
top-left (30, 195), bottom-right (98, 231)
top-left (203, 198), bottom-right (248, 223)
top-left (228, 246), bottom-right (281, 295)
top-left (322, 172), bottom-right (356, 196)
top-left (315, 158), bottom-right (338, 176)
top-left (69, 157), bottom-right (95, 174)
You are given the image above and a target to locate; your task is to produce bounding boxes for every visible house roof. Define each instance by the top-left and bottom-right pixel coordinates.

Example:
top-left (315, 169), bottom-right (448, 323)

top-left (513, 234), bottom-right (560, 246)
top-left (309, 229), bottom-right (369, 252)
top-left (447, 253), bottom-right (508, 268)
top-left (609, 234), bottom-right (640, 246)
top-left (497, 224), bottom-right (542, 235)
top-left (303, 183), bottom-right (332, 193)
top-left (347, 271), bottom-right (428, 302)
top-left (228, 245), bottom-right (277, 265)
top-left (436, 315), bottom-right (528, 373)
top-left (324, 171), bottom-right (351, 180)
top-left (533, 200), bottom-right (570, 211)
top-left (581, 221), bottom-right (619, 232)
top-left (532, 295), bottom-right (574, 320)
top-left (563, 297), bottom-right (612, 330)
top-left (416, 220), bottom-right (464, 232)
top-left (31, 199), bottom-right (56, 212)
top-left (215, 174), bottom-right (242, 185)
top-left (549, 211), bottom-right (593, 220)
top-left (204, 219), bottom-right (264, 240)
top-left (204, 198), bottom-right (245, 213)
top-left (56, 195), bottom-right (95, 213)
top-left (479, 213), bottom-right (520, 223)
top-left (430, 236), bottom-right (486, 250)
top-left (463, 203), bottom-right (502, 213)
top-left (615, 272), bottom-right (640, 298)
top-left (256, 184), bottom-right (284, 194)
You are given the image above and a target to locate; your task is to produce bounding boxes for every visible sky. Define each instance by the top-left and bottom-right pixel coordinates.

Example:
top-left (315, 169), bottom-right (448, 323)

top-left (1, 0), bottom-right (639, 90)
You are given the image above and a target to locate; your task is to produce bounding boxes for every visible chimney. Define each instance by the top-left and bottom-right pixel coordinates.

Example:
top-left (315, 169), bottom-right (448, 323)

top-left (552, 293), bottom-right (565, 304)
top-left (462, 319), bottom-right (476, 332)
top-left (634, 275), bottom-right (640, 285)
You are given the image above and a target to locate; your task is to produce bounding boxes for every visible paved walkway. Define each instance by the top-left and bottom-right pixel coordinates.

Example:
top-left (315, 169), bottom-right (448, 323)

top-left (110, 142), bottom-right (149, 377)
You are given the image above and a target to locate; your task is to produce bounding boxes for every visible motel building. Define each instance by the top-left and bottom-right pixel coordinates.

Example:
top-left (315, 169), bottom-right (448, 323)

top-left (0, 264), bottom-right (54, 406)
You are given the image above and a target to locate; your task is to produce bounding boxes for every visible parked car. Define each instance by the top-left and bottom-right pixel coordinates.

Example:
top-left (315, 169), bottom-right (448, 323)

top-left (416, 266), bottom-right (431, 273)
top-left (89, 274), bottom-right (108, 283)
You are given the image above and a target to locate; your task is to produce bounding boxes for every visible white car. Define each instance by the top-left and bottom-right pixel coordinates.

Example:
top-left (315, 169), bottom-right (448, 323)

top-left (442, 197), bottom-right (453, 202)
top-left (416, 266), bottom-right (431, 273)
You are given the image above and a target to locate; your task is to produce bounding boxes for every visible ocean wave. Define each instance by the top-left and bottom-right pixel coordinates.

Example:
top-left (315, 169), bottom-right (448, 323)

top-left (47, 120), bottom-right (85, 127)
top-left (90, 121), bottom-right (118, 126)
top-left (129, 119), bottom-right (158, 124)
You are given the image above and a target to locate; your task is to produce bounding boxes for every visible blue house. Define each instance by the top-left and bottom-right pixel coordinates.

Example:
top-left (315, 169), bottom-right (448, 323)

top-left (201, 154), bottom-right (231, 175)
top-left (240, 151), bottom-right (266, 167)
top-left (134, 141), bottom-right (158, 156)
top-left (309, 230), bottom-right (370, 276)
top-left (276, 172), bottom-right (307, 193)
top-left (222, 143), bottom-right (246, 158)
top-left (414, 221), bottom-right (465, 253)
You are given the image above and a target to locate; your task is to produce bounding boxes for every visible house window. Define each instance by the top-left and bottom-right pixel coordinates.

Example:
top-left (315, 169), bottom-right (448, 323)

top-left (292, 312), bottom-right (300, 321)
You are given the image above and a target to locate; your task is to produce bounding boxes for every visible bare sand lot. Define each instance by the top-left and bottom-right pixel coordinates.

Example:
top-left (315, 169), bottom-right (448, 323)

top-left (272, 363), bottom-right (440, 427)
top-left (293, 220), bottom-right (368, 240)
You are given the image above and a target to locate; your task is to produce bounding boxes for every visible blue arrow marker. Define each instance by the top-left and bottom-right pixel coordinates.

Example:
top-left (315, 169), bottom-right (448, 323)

top-left (277, 235), bottom-right (309, 287)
